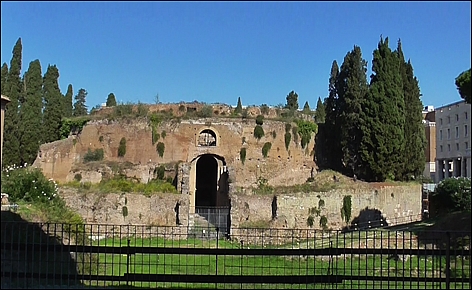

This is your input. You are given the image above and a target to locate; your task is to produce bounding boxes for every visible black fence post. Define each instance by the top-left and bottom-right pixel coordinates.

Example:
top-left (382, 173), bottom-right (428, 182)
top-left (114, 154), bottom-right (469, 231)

top-left (446, 232), bottom-right (451, 290)
top-left (126, 239), bottom-right (131, 287)
top-left (216, 227), bottom-right (219, 289)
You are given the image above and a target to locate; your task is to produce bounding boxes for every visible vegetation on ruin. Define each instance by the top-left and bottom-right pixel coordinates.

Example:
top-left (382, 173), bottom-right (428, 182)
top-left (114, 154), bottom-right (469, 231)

top-left (118, 137), bottom-right (127, 157)
top-left (262, 142), bottom-right (272, 158)
top-left (156, 142), bottom-right (165, 157)
top-left (239, 147), bottom-right (247, 164)
top-left (83, 148), bottom-right (104, 163)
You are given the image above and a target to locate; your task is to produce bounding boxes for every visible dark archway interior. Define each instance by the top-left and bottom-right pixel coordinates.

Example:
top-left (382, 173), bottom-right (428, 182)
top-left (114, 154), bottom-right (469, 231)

top-left (196, 155), bottom-right (218, 206)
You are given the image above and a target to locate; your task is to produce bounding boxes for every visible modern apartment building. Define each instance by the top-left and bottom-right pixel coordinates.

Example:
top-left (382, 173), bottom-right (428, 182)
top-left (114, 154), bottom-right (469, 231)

top-left (422, 105), bottom-right (436, 181)
top-left (435, 100), bottom-right (471, 182)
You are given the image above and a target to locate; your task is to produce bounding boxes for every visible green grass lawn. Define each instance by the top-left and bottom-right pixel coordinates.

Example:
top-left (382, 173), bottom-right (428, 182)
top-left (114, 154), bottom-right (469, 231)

top-left (77, 234), bottom-right (470, 289)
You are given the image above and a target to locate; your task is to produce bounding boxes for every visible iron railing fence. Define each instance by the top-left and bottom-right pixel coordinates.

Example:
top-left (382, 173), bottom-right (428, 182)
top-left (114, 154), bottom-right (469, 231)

top-left (1, 221), bottom-right (470, 289)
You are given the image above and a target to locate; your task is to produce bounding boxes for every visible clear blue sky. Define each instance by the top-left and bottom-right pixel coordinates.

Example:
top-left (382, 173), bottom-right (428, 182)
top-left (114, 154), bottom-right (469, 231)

top-left (1, 1), bottom-right (471, 110)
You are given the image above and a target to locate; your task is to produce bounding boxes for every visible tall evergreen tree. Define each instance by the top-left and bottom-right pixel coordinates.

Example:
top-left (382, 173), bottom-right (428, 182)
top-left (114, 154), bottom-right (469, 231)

top-left (285, 91), bottom-right (299, 111)
top-left (396, 40), bottom-right (426, 180)
top-left (42, 65), bottom-right (64, 143)
top-left (314, 97), bottom-right (325, 123)
top-left (19, 59), bottom-right (43, 165)
top-left (337, 46), bottom-right (369, 177)
top-left (360, 37), bottom-right (405, 181)
top-left (106, 92), bottom-right (117, 107)
top-left (63, 84), bottom-right (73, 117)
top-left (323, 60), bottom-right (342, 170)
top-left (3, 38), bottom-right (22, 166)
top-left (302, 101), bottom-right (311, 114)
top-left (235, 96), bottom-right (242, 114)
top-left (73, 88), bottom-right (88, 116)
top-left (1, 63), bottom-right (8, 95)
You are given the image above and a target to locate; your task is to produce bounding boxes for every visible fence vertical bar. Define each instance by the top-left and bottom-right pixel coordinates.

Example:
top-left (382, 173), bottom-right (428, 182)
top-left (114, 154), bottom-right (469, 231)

top-left (127, 239), bottom-right (131, 287)
top-left (446, 232), bottom-right (451, 290)
top-left (216, 227), bottom-right (219, 289)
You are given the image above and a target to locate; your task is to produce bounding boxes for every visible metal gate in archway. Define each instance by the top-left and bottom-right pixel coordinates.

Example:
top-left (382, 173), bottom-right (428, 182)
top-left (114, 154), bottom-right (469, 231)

top-left (189, 206), bottom-right (231, 240)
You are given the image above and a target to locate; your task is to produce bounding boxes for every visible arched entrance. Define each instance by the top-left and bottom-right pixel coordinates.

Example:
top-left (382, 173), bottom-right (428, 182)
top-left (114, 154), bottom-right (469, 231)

top-left (189, 153), bottom-right (231, 238)
top-left (195, 155), bottom-right (218, 206)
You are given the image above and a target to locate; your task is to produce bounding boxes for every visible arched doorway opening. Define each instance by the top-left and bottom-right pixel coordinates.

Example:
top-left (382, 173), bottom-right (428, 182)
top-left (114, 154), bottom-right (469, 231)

top-left (195, 154), bottom-right (218, 206)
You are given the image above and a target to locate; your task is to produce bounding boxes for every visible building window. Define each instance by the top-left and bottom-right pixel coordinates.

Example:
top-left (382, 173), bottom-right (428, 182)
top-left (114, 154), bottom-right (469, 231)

top-left (440, 145), bottom-right (443, 152)
top-left (440, 118), bottom-right (443, 125)
top-left (439, 130), bottom-right (443, 140)
top-left (456, 143), bottom-right (460, 151)
top-left (456, 127), bottom-right (459, 138)
top-left (466, 142), bottom-right (469, 149)
top-left (447, 129), bottom-right (450, 139)
top-left (465, 124), bottom-right (469, 137)
top-left (465, 112), bottom-right (468, 120)
top-left (448, 116), bottom-right (450, 123)
top-left (456, 114), bottom-right (459, 122)
top-left (448, 144), bottom-right (451, 151)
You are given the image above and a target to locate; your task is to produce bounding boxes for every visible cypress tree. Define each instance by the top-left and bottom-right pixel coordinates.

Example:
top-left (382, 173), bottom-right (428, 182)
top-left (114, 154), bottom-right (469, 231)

top-left (19, 59), bottom-right (43, 165)
top-left (314, 97), bottom-right (325, 123)
top-left (1, 63), bottom-right (8, 95)
top-left (42, 65), bottom-right (64, 143)
top-left (73, 88), bottom-right (88, 116)
top-left (63, 84), bottom-right (73, 117)
top-left (360, 37), bottom-right (405, 181)
top-left (303, 101), bottom-right (311, 114)
top-left (337, 46), bottom-right (369, 177)
top-left (397, 40), bottom-right (426, 180)
top-left (106, 92), bottom-right (117, 107)
top-left (323, 60), bottom-right (342, 170)
top-left (3, 38), bottom-right (23, 167)
top-left (235, 97), bottom-right (242, 114)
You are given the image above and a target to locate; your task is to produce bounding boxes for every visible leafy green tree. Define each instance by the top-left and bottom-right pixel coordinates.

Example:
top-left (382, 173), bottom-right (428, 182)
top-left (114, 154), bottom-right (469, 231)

top-left (42, 64), bottom-right (64, 143)
top-left (285, 90), bottom-right (299, 111)
top-left (19, 59), bottom-right (43, 165)
top-left (302, 101), bottom-right (311, 114)
top-left (396, 40), bottom-right (426, 180)
top-left (337, 45), bottom-right (369, 177)
top-left (3, 38), bottom-right (23, 166)
top-left (359, 37), bottom-right (405, 181)
top-left (63, 84), bottom-right (73, 117)
top-left (314, 97), bottom-right (325, 123)
top-left (73, 88), bottom-right (88, 116)
top-left (235, 97), bottom-right (243, 114)
top-left (1, 63), bottom-right (8, 94)
top-left (106, 92), bottom-right (117, 107)
top-left (455, 68), bottom-right (471, 104)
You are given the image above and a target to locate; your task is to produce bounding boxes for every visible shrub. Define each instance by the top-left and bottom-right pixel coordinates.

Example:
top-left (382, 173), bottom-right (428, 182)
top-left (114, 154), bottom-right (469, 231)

top-left (74, 173), bottom-right (82, 182)
top-left (319, 215), bottom-right (328, 230)
top-left (253, 125), bottom-right (265, 140)
top-left (161, 130), bottom-right (166, 139)
top-left (156, 142), bottom-right (165, 157)
top-left (99, 136), bottom-right (104, 142)
top-left (241, 109), bottom-right (248, 119)
top-left (341, 195), bottom-right (352, 224)
top-left (307, 215), bottom-right (315, 227)
top-left (285, 123), bottom-right (292, 133)
top-left (179, 105), bottom-right (186, 112)
top-left (256, 114), bottom-right (264, 125)
top-left (240, 148), bottom-right (247, 164)
top-left (198, 105), bottom-right (213, 117)
top-left (260, 104), bottom-right (269, 115)
top-left (431, 177), bottom-right (471, 214)
top-left (1, 166), bottom-right (58, 203)
top-left (292, 126), bottom-right (299, 144)
top-left (83, 148), bottom-right (104, 163)
top-left (262, 142), bottom-right (272, 158)
top-left (284, 132), bottom-right (291, 150)
top-left (154, 165), bottom-right (166, 180)
top-left (118, 137), bottom-right (127, 157)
